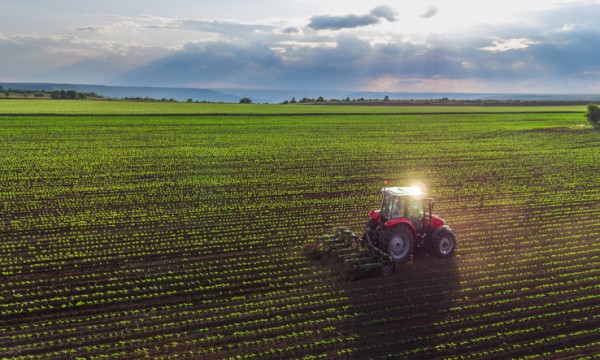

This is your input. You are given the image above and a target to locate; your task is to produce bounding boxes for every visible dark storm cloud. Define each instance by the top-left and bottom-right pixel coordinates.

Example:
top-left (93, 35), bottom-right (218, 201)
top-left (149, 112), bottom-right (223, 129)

top-left (479, 3), bottom-right (600, 80)
top-left (120, 41), bottom-right (282, 87)
top-left (273, 36), bottom-right (374, 88)
top-left (308, 5), bottom-right (397, 30)
top-left (308, 14), bottom-right (380, 30)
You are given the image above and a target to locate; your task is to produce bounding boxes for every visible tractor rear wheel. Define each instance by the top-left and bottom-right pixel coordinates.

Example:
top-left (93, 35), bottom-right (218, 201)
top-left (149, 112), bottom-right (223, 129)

top-left (383, 225), bottom-right (414, 263)
top-left (430, 229), bottom-right (456, 258)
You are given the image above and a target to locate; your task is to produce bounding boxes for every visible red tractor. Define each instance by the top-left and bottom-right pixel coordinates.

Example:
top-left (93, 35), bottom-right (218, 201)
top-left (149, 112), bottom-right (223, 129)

top-left (364, 184), bottom-right (456, 262)
top-left (307, 183), bottom-right (456, 278)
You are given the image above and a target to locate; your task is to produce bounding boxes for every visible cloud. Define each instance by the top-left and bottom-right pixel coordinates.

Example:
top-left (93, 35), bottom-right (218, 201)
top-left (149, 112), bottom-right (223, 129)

top-left (0, 31), bottom-right (169, 83)
top-left (480, 38), bottom-right (541, 52)
top-left (308, 14), bottom-right (380, 30)
top-left (74, 26), bottom-right (104, 32)
top-left (370, 5), bottom-right (397, 22)
top-left (170, 19), bottom-right (276, 36)
top-left (281, 26), bottom-right (301, 34)
top-left (4, 2), bottom-right (600, 93)
top-left (120, 40), bottom-right (283, 87)
top-left (308, 5), bottom-right (397, 30)
top-left (420, 6), bottom-right (438, 18)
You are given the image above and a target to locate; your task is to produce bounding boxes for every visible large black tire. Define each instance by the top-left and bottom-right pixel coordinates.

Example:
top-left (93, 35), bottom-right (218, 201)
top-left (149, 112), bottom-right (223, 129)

top-left (383, 225), bottom-right (414, 263)
top-left (430, 228), bottom-right (456, 258)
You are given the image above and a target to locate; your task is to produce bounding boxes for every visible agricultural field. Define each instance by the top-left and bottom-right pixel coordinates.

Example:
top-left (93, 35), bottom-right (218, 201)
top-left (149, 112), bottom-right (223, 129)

top-left (1, 100), bottom-right (599, 359)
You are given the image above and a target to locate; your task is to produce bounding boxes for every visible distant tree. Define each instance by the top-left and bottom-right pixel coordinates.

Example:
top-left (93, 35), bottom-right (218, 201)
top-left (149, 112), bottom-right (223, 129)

top-left (316, 96), bottom-right (325, 102)
top-left (290, 97), bottom-right (297, 104)
top-left (384, 95), bottom-right (389, 101)
top-left (585, 104), bottom-right (600, 125)
top-left (187, 98), bottom-right (193, 103)
top-left (49, 90), bottom-right (81, 99)
top-left (239, 97), bottom-right (252, 104)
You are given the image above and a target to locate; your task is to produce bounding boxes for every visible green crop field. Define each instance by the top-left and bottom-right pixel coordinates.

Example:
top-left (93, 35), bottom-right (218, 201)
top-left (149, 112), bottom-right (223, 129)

top-left (0, 98), bottom-right (587, 115)
top-left (1, 100), bottom-right (599, 359)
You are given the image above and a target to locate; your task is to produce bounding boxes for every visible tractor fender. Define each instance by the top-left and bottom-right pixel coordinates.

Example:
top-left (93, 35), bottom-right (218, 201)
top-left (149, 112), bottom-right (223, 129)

top-left (431, 215), bottom-right (446, 228)
top-left (383, 218), bottom-right (417, 238)
top-left (430, 225), bottom-right (454, 240)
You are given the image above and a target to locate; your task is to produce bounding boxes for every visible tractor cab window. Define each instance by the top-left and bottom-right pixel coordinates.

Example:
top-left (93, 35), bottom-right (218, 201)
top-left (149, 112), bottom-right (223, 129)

top-left (407, 198), bottom-right (423, 218)
top-left (407, 198), bottom-right (424, 228)
top-left (381, 195), bottom-right (405, 220)
top-left (381, 194), bottom-right (405, 219)
top-left (381, 194), bottom-right (393, 219)
top-left (391, 197), bottom-right (405, 219)
top-left (382, 194), bottom-right (405, 219)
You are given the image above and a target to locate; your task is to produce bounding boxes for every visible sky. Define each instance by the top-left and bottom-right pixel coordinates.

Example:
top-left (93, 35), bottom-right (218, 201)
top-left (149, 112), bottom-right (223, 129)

top-left (2, 0), bottom-right (600, 94)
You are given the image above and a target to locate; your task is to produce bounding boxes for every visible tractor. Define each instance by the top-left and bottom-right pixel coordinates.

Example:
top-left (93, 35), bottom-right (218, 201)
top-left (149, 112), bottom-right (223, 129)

top-left (306, 183), bottom-right (456, 279)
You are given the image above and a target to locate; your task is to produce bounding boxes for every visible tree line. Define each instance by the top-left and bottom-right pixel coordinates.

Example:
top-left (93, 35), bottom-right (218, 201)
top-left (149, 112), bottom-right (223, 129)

top-left (0, 85), bottom-right (100, 100)
top-left (281, 95), bottom-right (391, 104)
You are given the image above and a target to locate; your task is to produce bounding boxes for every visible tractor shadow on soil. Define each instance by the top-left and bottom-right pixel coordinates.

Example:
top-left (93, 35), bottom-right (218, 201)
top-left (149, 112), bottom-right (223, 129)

top-left (340, 250), bottom-right (460, 358)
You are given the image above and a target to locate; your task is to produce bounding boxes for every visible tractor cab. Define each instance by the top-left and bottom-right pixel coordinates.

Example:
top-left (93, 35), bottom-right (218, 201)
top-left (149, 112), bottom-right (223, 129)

top-left (371, 186), bottom-right (439, 232)
top-left (379, 186), bottom-right (426, 228)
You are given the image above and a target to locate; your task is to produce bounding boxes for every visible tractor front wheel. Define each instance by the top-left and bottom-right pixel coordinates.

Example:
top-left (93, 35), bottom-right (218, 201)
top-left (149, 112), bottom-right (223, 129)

top-left (430, 228), bottom-right (456, 258)
top-left (383, 225), bottom-right (414, 263)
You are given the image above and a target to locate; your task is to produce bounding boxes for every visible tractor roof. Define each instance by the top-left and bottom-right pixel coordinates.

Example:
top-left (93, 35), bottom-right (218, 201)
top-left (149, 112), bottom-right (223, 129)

top-left (383, 186), bottom-right (425, 197)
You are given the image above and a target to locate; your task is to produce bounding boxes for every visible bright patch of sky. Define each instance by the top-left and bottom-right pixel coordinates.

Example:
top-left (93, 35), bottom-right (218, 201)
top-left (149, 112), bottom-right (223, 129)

top-left (1, 0), bottom-right (600, 93)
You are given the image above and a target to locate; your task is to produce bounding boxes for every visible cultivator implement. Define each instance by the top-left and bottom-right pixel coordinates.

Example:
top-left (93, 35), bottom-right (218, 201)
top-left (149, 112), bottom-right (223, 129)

top-left (305, 228), bottom-right (398, 281)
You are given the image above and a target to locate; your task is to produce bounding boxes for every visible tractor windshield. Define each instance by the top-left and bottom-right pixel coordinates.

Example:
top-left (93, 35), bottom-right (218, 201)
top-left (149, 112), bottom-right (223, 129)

top-left (381, 194), bottom-right (405, 220)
